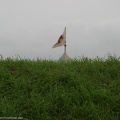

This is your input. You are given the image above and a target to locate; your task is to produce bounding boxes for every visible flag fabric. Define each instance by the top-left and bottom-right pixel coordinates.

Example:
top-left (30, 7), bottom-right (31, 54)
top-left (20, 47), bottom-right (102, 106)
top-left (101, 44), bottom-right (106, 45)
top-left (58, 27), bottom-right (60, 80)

top-left (52, 27), bottom-right (66, 48)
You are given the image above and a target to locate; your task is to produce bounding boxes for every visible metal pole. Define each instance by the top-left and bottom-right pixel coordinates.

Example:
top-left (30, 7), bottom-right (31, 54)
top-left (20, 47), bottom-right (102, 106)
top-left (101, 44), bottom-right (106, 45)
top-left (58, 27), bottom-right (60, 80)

top-left (64, 27), bottom-right (66, 54)
top-left (64, 44), bottom-right (66, 54)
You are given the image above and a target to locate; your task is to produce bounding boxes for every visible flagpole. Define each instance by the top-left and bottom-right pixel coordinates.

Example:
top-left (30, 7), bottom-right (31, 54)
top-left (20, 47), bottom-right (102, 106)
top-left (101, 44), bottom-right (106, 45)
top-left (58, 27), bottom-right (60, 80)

top-left (52, 26), bottom-right (71, 61)
top-left (64, 26), bottom-right (66, 54)
top-left (58, 27), bottom-right (71, 61)
top-left (64, 44), bottom-right (66, 54)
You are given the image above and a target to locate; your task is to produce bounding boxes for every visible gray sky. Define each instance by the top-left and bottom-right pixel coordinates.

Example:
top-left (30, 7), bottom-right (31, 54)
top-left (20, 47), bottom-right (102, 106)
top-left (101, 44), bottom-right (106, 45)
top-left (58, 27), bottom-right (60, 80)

top-left (0, 0), bottom-right (120, 60)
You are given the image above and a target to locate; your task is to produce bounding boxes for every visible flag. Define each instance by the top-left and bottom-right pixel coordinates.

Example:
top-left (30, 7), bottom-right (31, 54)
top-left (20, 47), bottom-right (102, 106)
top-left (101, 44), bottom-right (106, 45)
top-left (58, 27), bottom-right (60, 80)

top-left (52, 27), bottom-right (66, 48)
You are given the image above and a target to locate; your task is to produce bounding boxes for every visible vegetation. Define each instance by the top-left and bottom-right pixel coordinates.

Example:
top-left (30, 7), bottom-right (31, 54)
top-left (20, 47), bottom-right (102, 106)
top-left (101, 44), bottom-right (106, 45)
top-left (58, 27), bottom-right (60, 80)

top-left (0, 55), bottom-right (120, 120)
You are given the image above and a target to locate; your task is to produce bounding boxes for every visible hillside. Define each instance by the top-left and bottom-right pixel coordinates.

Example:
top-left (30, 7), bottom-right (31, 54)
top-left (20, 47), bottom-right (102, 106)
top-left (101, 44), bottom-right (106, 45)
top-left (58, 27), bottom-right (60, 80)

top-left (0, 56), bottom-right (120, 120)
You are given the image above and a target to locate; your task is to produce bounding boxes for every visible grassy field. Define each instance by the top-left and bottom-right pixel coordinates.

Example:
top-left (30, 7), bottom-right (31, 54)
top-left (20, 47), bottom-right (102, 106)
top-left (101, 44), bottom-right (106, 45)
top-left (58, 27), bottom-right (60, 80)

top-left (0, 56), bottom-right (120, 120)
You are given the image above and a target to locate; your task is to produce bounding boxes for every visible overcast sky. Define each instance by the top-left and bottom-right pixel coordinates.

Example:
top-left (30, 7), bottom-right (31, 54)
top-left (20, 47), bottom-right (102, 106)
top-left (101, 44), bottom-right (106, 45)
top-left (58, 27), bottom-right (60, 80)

top-left (0, 0), bottom-right (120, 60)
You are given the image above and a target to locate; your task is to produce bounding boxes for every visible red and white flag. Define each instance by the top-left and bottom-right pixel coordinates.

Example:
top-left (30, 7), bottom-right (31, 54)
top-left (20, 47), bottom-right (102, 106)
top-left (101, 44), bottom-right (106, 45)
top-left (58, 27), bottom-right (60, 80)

top-left (52, 27), bottom-right (66, 48)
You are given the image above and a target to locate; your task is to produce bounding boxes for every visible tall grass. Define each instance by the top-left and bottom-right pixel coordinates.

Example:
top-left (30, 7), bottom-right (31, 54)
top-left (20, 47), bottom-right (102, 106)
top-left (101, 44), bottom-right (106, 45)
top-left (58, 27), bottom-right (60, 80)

top-left (0, 55), bottom-right (120, 120)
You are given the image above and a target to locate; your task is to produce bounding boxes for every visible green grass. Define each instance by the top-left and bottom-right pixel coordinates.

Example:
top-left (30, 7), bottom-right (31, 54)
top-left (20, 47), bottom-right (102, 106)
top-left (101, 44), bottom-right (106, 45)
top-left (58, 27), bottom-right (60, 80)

top-left (0, 56), bottom-right (120, 120)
